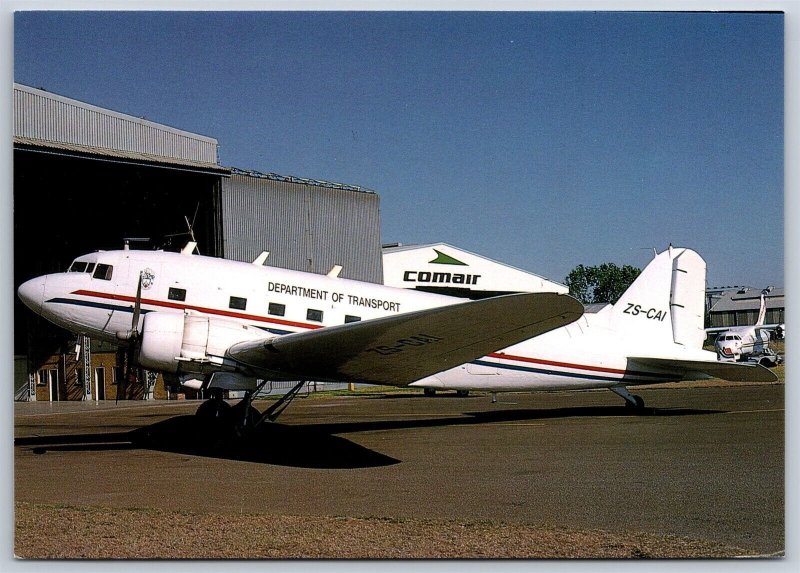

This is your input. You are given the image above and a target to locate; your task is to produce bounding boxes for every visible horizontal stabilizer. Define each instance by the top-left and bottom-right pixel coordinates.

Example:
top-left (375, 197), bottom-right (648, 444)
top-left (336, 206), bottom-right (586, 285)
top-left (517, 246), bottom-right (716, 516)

top-left (227, 292), bottom-right (583, 386)
top-left (629, 357), bottom-right (777, 383)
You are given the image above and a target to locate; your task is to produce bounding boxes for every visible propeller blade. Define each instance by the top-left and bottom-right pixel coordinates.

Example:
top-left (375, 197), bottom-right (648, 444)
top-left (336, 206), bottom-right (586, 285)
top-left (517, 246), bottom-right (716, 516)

top-left (131, 271), bottom-right (143, 336)
top-left (119, 272), bottom-right (144, 404)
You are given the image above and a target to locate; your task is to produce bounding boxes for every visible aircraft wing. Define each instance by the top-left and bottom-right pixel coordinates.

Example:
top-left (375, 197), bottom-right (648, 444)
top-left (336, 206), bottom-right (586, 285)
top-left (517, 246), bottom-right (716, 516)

top-left (227, 292), bottom-right (583, 386)
top-left (704, 326), bottom-right (730, 334)
top-left (628, 357), bottom-right (777, 383)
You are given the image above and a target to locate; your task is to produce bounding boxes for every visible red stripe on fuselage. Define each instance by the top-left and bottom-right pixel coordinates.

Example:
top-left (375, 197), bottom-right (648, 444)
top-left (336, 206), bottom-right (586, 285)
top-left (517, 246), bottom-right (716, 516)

top-left (72, 289), bottom-right (322, 331)
top-left (488, 352), bottom-right (628, 376)
top-left (73, 289), bottom-right (630, 377)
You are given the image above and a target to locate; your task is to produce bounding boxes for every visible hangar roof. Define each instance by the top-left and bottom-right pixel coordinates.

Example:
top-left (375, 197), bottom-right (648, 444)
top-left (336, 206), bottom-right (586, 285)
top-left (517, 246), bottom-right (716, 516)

top-left (14, 136), bottom-right (230, 175)
top-left (709, 287), bottom-right (784, 313)
top-left (13, 83), bottom-right (223, 172)
top-left (229, 167), bottom-right (373, 194)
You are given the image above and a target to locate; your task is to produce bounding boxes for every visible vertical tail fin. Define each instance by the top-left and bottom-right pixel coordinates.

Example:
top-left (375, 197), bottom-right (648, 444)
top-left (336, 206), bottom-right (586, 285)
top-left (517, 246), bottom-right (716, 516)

top-left (756, 294), bottom-right (766, 326)
top-left (612, 247), bottom-right (706, 348)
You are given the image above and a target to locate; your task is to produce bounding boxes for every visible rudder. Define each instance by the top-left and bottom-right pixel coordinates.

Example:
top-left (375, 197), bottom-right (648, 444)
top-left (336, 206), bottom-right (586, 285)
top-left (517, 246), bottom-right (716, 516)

top-left (612, 247), bottom-right (706, 348)
top-left (669, 249), bottom-right (706, 348)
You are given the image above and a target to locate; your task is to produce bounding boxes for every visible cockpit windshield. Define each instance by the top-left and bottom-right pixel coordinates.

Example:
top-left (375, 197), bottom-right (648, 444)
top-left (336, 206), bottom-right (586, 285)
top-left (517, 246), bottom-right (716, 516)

top-left (68, 257), bottom-right (112, 279)
top-left (68, 260), bottom-right (96, 273)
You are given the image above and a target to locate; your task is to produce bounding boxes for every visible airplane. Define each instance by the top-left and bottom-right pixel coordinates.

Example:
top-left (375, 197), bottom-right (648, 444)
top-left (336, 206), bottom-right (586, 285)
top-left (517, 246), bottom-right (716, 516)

top-left (706, 292), bottom-right (782, 362)
top-left (17, 243), bottom-right (775, 432)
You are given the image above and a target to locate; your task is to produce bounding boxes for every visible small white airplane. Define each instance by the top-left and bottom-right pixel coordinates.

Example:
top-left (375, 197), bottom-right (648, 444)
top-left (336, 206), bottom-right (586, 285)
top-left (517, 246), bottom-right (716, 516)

top-left (706, 292), bottom-right (781, 362)
top-left (18, 243), bottom-right (775, 430)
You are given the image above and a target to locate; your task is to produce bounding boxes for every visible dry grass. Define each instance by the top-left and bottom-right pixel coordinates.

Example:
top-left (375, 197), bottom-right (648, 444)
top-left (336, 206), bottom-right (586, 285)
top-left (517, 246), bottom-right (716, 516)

top-left (15, 502), bottom-right (756, 560)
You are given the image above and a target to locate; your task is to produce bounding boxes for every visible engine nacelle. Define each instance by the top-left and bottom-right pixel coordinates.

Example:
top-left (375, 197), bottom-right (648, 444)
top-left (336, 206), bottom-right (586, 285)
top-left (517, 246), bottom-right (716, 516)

top-left (138, 311), bottom-right (270, 375)
top-left (138, 312), bottom-right (184, 372)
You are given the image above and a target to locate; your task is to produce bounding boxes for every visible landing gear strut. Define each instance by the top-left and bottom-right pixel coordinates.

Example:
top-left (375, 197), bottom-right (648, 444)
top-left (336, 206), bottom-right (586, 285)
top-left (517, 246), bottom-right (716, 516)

top-left (257, 380), bottom-right (307, 425)
top-left (195, 380), bottom-right (307, 436)
top-left (610, 386), bottom-right (646, 410)
top-left (229, 389), bottom-right (261, 434)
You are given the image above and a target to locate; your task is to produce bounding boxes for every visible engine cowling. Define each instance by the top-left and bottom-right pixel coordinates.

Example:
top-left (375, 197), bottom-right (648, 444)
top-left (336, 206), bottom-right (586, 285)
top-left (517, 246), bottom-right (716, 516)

top-left (138, 311), bottom-right (270, 375)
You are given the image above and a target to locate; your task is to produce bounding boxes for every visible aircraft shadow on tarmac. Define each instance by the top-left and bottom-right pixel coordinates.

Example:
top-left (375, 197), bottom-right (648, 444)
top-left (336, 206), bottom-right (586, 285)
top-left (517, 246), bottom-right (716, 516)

top-left (301, 404), bottom-right (725, 435)
top-left (14, 416), bottom-right (401, 470)
top-left (14, 404), bottom-right (723, 469)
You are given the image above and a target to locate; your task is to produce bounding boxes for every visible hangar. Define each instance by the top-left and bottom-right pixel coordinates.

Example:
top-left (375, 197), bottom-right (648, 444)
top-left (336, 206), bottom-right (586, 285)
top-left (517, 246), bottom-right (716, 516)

top-left (13, 83), bottom-right (382, 401)
top-left (707, 286), bottom-right (785, 328)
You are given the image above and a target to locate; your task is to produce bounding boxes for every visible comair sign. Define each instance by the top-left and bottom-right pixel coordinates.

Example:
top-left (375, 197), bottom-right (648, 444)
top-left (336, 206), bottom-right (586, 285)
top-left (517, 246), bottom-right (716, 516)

top-left (383, 243), bottom-right (569, 297)
top-left (403, 250), bottom-right (481, 286)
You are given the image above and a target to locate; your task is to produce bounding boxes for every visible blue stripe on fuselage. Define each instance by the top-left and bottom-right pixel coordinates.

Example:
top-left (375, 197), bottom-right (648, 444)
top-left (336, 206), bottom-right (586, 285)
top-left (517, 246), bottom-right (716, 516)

top-left (471, 359), bottom-right (680, 384)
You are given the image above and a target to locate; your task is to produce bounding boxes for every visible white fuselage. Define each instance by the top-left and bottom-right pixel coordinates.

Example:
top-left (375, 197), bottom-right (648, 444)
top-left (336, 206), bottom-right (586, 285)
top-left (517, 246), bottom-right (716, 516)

top-left (714, 328), bottom-right (770, 360)
top-left (18, 248), bottom-right (717, 392)
top-left (413, 306), bottom-right (711, 392)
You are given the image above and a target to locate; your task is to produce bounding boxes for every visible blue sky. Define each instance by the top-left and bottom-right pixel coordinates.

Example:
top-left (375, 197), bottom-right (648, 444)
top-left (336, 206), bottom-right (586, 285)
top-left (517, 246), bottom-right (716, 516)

top-left (13, 10), bottom-right (784, 288)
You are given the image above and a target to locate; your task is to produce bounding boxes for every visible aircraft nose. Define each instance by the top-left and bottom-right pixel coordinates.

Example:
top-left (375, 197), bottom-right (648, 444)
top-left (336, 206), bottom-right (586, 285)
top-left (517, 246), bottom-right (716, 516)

top-left (18, 276), bottom-right (46, 314)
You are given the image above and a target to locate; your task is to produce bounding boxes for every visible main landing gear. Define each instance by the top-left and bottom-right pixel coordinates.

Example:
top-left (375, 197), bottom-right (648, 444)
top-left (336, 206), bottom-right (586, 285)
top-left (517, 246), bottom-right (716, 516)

top-left (610, 386), bottom-right (646, 411)
top-left (195, 380), bottom-right (307, 436)
top-left (422, 388), bottom-right (470, 397)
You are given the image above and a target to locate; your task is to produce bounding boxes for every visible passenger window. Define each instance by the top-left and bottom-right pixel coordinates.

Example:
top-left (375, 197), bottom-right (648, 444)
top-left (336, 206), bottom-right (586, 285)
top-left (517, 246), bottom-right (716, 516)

top-left (229, 296), bottom-right (247, 311)
top-left (93, 264), bottom-right (113, 280)
top-left (168, 288), bottom-right (187, 302)
top-left (345, 315), bottom-right (361, 324)
top-left (307, 309), bottom-right (323, 322)
top-left (268, 302), bottom-right (286, 317)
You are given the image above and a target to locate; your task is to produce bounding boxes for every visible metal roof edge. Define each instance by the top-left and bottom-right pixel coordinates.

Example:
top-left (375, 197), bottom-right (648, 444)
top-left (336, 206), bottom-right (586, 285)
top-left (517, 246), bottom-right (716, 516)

top-left (228, 166), bottom-right (375, 194)
top-left (15, 137), bottom-right (231, 175)
top-left (14, 83), bottom-right (220, 144)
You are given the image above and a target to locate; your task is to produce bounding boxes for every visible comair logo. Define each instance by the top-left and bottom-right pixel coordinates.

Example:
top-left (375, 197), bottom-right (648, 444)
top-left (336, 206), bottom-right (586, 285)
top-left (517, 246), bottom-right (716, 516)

top-left (403, 249), bottom-right (482, 285)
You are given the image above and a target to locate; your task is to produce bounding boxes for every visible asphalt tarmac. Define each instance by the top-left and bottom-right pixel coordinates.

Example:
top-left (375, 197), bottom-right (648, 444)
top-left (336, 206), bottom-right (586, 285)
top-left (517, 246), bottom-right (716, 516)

top-left (14, 383), bottom-right (785, 555)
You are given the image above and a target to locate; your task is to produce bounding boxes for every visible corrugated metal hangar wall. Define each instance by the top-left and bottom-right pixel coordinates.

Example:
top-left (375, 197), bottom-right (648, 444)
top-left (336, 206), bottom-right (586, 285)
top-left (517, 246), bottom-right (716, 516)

top-left (14, 83), bottom-right (220, 164)
top-left (221, 170), bottom-right (383, 283)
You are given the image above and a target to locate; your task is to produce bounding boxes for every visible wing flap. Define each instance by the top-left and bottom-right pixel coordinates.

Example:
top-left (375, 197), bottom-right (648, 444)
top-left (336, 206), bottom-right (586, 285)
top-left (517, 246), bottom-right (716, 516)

top-left (227, 292), bottom-right (583, 386)
top-left (629, 357), bottom-right (777, 383)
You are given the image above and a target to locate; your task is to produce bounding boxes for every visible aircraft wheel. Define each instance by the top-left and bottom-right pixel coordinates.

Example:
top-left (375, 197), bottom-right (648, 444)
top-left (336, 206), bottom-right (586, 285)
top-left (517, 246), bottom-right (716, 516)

top-left (423, 388), bottom-right (436, 397)
top-left (456, 390), bottom-right (470, 397)
top-left (196, 398), bottom-right (232, 420)
top-left (227, 401), bottom-right (261, 431)
top-left (624, 395), bottom-right (645, 409)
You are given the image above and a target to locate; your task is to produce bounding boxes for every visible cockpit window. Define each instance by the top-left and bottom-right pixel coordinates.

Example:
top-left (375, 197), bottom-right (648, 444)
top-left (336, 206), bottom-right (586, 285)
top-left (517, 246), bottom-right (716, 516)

top-left (68, 260), bottom-right (97, 273)
top-left (93, 264), bottom-right (113, 281)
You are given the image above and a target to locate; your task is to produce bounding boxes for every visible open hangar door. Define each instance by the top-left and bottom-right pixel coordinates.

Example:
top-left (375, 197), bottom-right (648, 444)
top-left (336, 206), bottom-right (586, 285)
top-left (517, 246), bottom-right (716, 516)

top-left (13, 146), bottom-right (228, 399)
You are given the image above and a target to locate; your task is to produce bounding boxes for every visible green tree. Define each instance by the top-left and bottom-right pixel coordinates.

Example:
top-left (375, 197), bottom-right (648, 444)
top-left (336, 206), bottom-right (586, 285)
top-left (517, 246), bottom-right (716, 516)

top-left (565, 263), bottom-right (641, 304)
